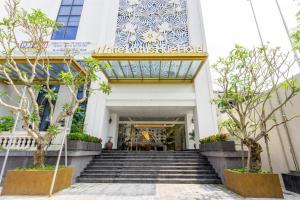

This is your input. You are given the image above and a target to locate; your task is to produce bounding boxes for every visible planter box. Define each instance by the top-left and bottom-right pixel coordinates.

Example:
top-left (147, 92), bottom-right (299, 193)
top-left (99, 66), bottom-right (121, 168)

top-left (282, 171), bottom-right (300, 194)
top-left (1, 167), bottom-right (73, 195)
top-left (224, 169), bottom-right (283, 198)
top-left (199, 141), bottom-right (235, 152)
top-left (67, 140), bottom-right (101, 151)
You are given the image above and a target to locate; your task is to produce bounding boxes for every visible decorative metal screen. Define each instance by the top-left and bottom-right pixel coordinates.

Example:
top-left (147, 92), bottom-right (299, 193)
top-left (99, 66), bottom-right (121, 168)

top-left (115, 0), bottom-right (190, 49)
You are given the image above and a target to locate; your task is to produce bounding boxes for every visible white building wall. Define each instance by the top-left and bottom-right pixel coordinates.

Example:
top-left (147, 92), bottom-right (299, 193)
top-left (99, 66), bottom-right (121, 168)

top-left (106, 83), bottom-right (196, 107)
top-left (0, 0), bottom-right (218, 148)
top-left (188, 0), bottom-right (218, 142)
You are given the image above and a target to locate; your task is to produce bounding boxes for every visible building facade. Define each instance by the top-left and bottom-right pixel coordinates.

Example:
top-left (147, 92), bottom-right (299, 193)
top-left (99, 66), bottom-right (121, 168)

top-left (0, 0), bottom-right (218, 150)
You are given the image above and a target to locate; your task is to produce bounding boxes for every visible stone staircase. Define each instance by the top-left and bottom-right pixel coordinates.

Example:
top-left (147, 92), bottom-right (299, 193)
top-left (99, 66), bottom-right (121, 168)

top-left (77, 150), bottom-right (221, 184)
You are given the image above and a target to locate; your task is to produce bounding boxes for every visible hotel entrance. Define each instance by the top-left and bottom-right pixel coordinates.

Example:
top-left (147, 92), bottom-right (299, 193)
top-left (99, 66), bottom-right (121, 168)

top-left (117, 117), bottom-right (186, 151)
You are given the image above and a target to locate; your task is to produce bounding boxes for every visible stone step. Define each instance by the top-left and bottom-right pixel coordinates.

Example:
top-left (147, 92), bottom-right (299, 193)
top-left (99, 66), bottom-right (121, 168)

top-left (90, 159), bottom-right (207, 162)
top-left (77, 150), bottom-right (220, 184)
top-left (100, 152), bottom-right (200, 156)
top-left (85, 166), bottom-right (214, 170)
top-left (82, 169), bottom-right (216, 174)
top-left (79, 173), bottom-right (218, 179)
top-left (76, 177), bottom-right (221, 184)
top-left (88, 162), bottom-right (210, 167)
top-left (96, 155), bottom-right (204, 159)
top-left (102, 151), bottom-right (201, 155)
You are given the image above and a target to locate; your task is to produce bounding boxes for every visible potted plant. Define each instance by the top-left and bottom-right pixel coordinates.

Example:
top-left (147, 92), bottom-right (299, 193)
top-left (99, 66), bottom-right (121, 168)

top-left (105, 137), bottom-right (113, 150)
top-left (67, 132), bottom-right (102, 151)
top-left (188, 130), bottom-right (196, 149)
top-left (0, 0), bottom-right (110, 195)
top-left (211, 45), bottom-right (300, 198)
top-left (199, 133), bottom-right (235, 152)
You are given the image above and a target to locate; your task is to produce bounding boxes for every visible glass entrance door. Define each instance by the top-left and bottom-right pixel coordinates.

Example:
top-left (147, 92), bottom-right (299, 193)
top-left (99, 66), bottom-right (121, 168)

top-left (117, 123), bottom-right (186, 151)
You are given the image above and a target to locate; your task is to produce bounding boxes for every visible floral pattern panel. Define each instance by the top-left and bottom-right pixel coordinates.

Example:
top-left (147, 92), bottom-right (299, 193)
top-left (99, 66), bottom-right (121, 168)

top-left (115, 0), bottom-right (190, 49)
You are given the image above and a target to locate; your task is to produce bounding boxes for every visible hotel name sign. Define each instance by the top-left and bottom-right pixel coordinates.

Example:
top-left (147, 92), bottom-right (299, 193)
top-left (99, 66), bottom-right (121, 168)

top-left (95, 45), bottom-right (203, 54)
top-left (19, 41), bottom-right (203, 54)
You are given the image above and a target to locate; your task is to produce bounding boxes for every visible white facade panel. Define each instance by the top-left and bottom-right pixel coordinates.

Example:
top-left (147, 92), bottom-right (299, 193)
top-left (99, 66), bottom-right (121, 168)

top-left (0, 0), bottom-right (217, 149)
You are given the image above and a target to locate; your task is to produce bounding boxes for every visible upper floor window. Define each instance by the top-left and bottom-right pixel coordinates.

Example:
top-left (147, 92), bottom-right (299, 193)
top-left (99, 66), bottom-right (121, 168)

top-left (51, 0), bottom-right (84, 40)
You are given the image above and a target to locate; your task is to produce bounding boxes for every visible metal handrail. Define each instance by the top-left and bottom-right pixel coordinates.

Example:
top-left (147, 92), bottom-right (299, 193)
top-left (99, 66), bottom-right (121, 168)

top-left (49, 117), bottom-right (70, 196)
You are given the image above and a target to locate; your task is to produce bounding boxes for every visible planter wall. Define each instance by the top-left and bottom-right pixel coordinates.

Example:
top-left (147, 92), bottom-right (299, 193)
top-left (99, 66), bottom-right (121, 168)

top-left (201, 151), bottom-right (247, 183)
top-left (282, 171), bottom-right (300, 194)
top-left (1, 167), bottom-right (73, 195)
top-left (224, 169), bottom-right (283, 198)
top-left (67, 140), bottom-right (102, 151)
top-left (199, 141), bottom-right (235, 152)
top-left (0, 150), bottom-right (100, 184)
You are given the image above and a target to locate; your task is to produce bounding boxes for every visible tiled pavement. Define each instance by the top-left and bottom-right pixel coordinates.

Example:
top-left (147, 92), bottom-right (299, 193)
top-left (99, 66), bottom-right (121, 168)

top-left (0, 183), bottom-right (300, 200)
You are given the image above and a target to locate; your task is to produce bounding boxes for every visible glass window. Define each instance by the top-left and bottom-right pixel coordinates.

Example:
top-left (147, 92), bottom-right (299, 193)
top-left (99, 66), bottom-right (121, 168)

top-left (52, 0), bottom-right (84, 40)
top-left (68, 16), bottom-right (80, 26)
top-left (73, 0), bottom-right (84, 5)
top-left (62, 0), bottom-right (73, 5)
top-left (57, 16), bottom-right (68, 26)
top-left (52, 27), bottom-right (66, 40)
top-left (65, 27), bottom-right (78, 39)
top-left (71, 6), bottom-right (83, 15)
top-left (59, 6), bottom-right (71, 15)
top-left (37, 86), bottom-right (60, 131)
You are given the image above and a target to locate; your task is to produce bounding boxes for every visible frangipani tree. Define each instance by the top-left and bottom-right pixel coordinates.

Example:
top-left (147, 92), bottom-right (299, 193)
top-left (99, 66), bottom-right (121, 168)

top-left (0, 0), bottom-right (110, 167)
top-left (292, 1), bottom-right (300, 51)
top-left (212, 45), bottom-right (300, 173)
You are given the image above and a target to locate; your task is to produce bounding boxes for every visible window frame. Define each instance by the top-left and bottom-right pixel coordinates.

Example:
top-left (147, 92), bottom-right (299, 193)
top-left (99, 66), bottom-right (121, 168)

top-left (51, 0), bottom-right (84, 40)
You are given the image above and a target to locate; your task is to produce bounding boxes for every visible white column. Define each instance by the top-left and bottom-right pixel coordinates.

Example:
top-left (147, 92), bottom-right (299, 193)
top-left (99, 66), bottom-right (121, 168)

top-left (188, 0), bottom-right (218, 140)
top-left (185, 111), bottom-right (194, 149)
top-left (107, 113), bottom-right (119, 149)
top-left (84, 73), bottom-right (110, 147)
top-left (50, 86), bottom-right (74, 150)
top-left (194, 63), bottom-right (218, 140)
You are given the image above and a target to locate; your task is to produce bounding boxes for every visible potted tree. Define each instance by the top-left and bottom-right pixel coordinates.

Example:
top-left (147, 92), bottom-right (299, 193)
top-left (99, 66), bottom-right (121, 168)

top-left (212, 45), bottom-right (300, 198)
top-left (0, 0), bottom-right (110, 195)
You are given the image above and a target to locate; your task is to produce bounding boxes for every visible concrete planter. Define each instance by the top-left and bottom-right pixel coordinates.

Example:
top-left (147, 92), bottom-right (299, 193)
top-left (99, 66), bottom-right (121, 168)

top-left (224, 169), bottom-right (283, 198)
top-left (1, 167), bottom-right (73, 195)
top-left (282, 171), bottom-right (300, 194)
top-left (199, 141), bottom-right (235, 152)
top-left (67, 140), bottom-right (101, 151)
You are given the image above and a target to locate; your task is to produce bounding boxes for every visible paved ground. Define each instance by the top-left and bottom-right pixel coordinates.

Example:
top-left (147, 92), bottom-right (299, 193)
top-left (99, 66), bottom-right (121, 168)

top-left (0, 183), bottom-right (300, 200)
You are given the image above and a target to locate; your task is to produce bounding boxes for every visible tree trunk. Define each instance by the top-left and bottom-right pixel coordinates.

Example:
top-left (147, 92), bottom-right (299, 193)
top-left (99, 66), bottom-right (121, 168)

top-left (264, 135), bottom-right (273, 173)
top-left (33, 144), bottom-right (45, 167)
top-left (241, 139), bottom-right (245, 169)
top-left (243, 138), bottom-right (263, 172)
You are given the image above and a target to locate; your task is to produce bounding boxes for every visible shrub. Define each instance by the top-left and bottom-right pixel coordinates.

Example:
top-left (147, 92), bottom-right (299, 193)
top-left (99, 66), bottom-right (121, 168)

top-left (199, 133), bottom-right (228, 143)
top-left (0, 116), bottom-right (14, 133)
top-left (67, 132), bottom-right (102, 144)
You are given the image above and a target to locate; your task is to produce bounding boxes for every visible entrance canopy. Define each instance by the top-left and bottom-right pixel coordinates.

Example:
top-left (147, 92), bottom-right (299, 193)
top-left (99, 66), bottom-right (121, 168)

top-left (0, 56), bottom-right (85, 85)
top-left (92, 52), bottom-right (208, 83)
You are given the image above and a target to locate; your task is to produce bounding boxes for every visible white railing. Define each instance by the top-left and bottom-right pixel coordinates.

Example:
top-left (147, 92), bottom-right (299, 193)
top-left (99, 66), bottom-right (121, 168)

top-left (0, 133), bottom-right (37, 150)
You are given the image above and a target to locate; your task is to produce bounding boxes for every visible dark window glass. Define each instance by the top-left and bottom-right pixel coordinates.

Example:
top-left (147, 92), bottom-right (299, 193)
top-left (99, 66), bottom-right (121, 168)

top-left (51, 0), bottom-right (84, 40)
top-left (37, 86), bottom-right (60, 131)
